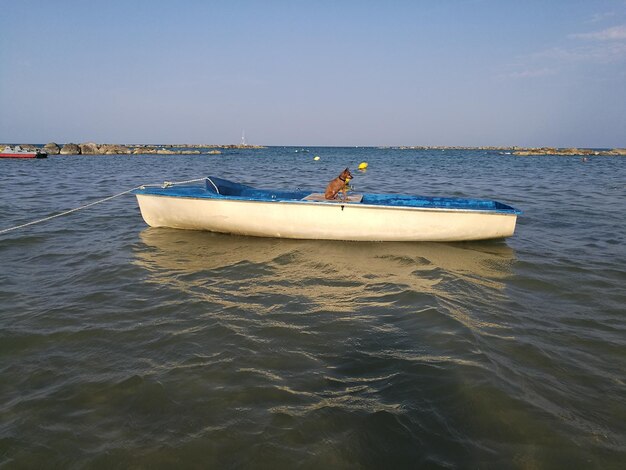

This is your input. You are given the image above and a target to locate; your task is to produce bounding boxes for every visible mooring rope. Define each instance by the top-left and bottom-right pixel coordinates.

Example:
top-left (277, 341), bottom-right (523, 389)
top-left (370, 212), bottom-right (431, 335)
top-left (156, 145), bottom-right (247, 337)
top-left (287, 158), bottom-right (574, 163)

top-left (0, 177), bottom-right (210, 235)
top-left (0, 187), bottom-right (141, 235)
top-left (143, 177), bottom-right (209, 189)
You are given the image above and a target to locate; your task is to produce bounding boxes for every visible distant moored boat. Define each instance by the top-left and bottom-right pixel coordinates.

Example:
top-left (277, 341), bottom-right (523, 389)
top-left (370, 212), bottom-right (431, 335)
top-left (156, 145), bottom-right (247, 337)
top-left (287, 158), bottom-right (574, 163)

top-left (0, 145), bottom-right (47, 159)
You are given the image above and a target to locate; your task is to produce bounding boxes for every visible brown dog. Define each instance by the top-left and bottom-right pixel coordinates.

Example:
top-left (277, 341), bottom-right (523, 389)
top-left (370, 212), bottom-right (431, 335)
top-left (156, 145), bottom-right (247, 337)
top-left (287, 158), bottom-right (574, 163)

top-left (325, 168), bottom-right (353, 200)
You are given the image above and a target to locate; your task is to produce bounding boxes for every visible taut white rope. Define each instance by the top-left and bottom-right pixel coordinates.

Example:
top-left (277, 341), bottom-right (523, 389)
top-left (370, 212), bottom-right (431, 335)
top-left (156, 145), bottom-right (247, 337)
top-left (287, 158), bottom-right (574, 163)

top-left (137, 177), bottom-right (208, 189)
top-left (0, 177), bottom-right (210, 235)
top-left (0, 187), bottom-right (141, 235)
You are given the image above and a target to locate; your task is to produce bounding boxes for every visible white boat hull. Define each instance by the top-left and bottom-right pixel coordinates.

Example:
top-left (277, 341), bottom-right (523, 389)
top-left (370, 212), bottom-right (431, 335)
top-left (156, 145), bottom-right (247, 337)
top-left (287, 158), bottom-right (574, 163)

top-left (135, 194), bottom-right (518, 242)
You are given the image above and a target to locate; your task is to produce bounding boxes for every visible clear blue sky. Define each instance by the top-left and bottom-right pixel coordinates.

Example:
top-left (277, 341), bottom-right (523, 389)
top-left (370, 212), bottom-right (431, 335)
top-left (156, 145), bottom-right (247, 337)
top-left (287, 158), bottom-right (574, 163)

top-left (1, 0), bottom-right (625, 147)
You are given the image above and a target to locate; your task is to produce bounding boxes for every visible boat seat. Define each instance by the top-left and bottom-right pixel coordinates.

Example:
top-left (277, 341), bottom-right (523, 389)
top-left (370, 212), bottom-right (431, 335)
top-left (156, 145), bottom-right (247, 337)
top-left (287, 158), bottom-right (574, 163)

top-left (303, 193), bottom-right (363, 203)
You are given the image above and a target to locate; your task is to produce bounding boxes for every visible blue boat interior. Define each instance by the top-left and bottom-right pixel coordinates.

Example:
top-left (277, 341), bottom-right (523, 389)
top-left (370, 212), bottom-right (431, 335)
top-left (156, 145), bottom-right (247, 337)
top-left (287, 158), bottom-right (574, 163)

top-left (134, 176), bottom-right (521, 214)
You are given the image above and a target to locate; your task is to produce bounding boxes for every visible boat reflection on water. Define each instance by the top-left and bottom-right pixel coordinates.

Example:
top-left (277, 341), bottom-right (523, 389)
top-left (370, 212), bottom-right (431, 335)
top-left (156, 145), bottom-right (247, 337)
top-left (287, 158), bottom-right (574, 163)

top-left (134, 228), bottom-right (516, 316)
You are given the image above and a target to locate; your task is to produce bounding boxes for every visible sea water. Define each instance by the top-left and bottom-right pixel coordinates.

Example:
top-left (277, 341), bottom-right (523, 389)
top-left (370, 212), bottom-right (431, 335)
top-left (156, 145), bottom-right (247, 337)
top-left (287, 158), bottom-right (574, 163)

top-left (0, 148), bottom-right (624, 468)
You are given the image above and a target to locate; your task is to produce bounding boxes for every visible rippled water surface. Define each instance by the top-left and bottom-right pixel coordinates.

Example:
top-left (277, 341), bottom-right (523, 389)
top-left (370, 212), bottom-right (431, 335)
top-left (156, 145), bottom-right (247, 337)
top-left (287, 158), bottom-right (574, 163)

top-left (1, 148), bottom-right (624, 468)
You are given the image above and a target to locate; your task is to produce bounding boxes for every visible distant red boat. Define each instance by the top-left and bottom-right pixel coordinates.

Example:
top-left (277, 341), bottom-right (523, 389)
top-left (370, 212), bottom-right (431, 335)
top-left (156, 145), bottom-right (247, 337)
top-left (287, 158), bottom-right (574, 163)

top-left (0, 145), bottom-right (47, 159)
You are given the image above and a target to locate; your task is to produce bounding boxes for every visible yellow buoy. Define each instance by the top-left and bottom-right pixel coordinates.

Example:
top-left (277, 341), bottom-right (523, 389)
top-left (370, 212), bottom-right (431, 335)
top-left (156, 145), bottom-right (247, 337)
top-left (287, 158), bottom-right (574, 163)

top-left (358, 161), bottom-right (368, 170)
top-left (313, 156), bottom-right (320, 161)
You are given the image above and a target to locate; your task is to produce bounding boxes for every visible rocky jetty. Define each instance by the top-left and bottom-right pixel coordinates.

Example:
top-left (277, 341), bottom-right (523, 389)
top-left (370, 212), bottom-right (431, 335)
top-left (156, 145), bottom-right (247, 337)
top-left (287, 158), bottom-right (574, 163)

top-left (8, 142), bottom-right (624, 157)
top-left (390, 145), bottom-right (626, 156)
top-left (512, 147), bottom-right (626, 156)
top-left (31, 142), bottom-right (263, 155)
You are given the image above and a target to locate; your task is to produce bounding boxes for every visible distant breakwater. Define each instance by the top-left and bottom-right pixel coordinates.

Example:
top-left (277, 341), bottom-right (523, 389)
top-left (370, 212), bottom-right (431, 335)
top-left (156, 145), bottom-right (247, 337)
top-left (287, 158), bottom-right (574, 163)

top-left (4, 142), bottom-right (626, 156)
top-left (390, 146), bottom-right (626, 156)
top-left (7, 142), bottom-right (266, 156)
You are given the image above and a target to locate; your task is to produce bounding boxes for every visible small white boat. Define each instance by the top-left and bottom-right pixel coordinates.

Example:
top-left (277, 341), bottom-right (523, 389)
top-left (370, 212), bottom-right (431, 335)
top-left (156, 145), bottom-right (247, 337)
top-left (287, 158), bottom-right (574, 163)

top-left (133, 177), bottom-right (522, 242)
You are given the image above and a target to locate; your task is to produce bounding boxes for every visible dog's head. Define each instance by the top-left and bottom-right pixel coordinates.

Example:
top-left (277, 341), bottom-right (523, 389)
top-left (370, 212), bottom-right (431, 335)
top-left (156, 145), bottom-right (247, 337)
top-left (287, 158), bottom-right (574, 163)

top-left (340, 168), bottom-right (353, 181)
